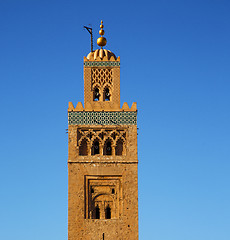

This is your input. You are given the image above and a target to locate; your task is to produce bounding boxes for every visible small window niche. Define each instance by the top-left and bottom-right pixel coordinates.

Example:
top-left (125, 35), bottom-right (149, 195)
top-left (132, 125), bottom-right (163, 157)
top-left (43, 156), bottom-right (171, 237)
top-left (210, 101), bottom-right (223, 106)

top-left (104, 140), bottom-right (112, 155)
top-left (92, 140), bottom-right (100, 155)
top-left (104, 87), bottom-right (110, 101)
top-left (105, 205), bottom-right (111, 219)
top-left (93, 87), bottom-right (100, 101)
top-left (79, 139), bottom-right (88, 156)
top-left (95, 205), bottom-right (100, 219)
top-left (115, 139), bottom-right (124, 155)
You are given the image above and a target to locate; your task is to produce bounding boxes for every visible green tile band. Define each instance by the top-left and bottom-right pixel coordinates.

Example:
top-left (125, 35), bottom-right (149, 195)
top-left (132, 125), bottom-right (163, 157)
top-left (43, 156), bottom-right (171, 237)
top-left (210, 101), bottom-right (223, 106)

top-left (84, 61), bottom-right (120, 67)
top-left (68, 111), bottom-right (137, 125)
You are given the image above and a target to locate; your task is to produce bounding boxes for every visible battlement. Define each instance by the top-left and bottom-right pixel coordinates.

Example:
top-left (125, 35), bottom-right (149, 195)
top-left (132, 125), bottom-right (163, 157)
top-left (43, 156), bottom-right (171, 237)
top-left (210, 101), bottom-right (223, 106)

top-left (68, 101), bottom-right (137, 112)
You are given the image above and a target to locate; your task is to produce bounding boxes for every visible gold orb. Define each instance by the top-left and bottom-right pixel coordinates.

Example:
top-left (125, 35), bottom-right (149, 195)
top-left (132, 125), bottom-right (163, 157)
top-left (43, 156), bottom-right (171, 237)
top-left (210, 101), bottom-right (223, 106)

top-left (99, 29), bottom-right (104, 36)
top-left (97, 37), bottom-right (107, 47)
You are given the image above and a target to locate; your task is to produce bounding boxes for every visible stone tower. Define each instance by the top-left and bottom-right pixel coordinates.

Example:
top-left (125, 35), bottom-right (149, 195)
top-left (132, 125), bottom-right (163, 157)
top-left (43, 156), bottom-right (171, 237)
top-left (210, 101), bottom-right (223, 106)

top-left (68, 21), bottom-right (138, 240)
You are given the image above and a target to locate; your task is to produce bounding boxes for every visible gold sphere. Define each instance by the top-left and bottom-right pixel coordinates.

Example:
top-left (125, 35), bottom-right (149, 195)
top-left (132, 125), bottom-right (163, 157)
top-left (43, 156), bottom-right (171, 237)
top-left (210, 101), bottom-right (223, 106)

top-left (97, 37), bottom-right (107, 47)
top-left (99, 29), bottom-right (104, 36)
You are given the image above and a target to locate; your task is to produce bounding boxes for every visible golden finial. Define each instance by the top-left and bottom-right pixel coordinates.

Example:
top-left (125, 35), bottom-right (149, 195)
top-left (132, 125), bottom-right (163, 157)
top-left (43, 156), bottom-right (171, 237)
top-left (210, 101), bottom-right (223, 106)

top-left (97, 20), bottom-right (107, 48)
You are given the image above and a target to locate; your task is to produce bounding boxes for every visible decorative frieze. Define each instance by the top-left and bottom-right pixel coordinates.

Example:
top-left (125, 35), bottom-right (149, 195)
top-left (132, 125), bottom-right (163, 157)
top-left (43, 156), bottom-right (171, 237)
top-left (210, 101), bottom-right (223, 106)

top-left (84, 61), bottom-right (120, 67)
top-left (68, 111), bottom-right (137, 125)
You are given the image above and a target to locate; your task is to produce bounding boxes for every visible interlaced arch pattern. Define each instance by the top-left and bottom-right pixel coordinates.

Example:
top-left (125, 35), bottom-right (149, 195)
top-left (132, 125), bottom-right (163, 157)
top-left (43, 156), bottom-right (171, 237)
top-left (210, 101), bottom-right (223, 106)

top-left (78, 128), bottom-right (126, 156)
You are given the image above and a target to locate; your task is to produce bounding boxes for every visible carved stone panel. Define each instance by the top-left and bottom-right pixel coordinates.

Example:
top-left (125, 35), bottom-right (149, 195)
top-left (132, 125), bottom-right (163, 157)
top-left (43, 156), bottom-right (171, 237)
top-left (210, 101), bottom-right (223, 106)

top-left (85, 176), bottom-right (122, 220)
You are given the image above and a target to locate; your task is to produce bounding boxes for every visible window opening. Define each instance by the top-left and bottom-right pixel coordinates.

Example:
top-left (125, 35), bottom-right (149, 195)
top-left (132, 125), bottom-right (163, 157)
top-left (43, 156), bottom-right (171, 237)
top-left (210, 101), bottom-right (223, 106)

top-left (92, 140), bottom-right (100, 155)
top-left (112, 188), bottom-right (115, 194)
top-left (93, 88), bottom-right (100, 101)
top-left (95, 205), bottom-right (100, 219)
top-left (115, 139), bottom-right (123, 155)
top-left (105, 205), bottom-right (111, 219)
top-left (104, 141), bottom-right (112, 155)
top-left (104, 88), bottom-right (110, 101)
top-left (79, 139), bottom-right (88, 156)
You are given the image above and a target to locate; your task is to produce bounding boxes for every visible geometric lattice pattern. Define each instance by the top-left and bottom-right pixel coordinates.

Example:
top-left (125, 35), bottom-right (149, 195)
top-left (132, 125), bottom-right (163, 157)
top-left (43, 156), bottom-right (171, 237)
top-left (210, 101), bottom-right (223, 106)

top-left (92, 68), bottom-right (112, 89)
top-left (68, 111), bottom-right (137, 125)
top-left (84, 61), bottom-right (120, 67)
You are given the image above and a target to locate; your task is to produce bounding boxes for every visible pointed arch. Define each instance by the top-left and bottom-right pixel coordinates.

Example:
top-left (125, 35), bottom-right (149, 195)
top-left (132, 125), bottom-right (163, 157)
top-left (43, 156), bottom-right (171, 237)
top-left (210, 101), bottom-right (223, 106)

top-left (91, 135), bottom-right (102, 145)
top-left (116, 134), bottom-right (126, 141)
top-left (79, 136), bottom-right (90, 145)
top-left (103, 136), bottom-right (114, 145)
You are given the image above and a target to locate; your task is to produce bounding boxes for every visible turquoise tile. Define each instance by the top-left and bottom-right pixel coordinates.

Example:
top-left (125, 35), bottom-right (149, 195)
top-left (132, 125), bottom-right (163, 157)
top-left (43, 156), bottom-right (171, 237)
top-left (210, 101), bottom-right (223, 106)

top-left (68, 111), bottom-right (137, 125)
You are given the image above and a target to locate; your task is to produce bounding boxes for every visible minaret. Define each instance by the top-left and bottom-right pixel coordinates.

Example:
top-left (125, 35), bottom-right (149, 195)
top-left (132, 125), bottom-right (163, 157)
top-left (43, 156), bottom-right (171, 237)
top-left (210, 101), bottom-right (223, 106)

top-left (68, 21), bottom-right (139, 240)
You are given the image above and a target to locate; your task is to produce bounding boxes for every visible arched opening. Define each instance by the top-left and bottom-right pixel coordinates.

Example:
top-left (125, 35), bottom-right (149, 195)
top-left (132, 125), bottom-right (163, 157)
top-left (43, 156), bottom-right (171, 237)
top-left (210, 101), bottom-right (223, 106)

top-left (92, 140), bottom-right (100, 155)
top-left (79, 139), bottom-right (88, 156)
top-left (115, 139), bottom-right (123, 155)
top-left (104, 87), bottom-right (110, 101)
top-left (105, 205), bottom-right (111, 219)
top-left (93, 87), bottom-right (100, 101)
top-left (104, 140), bottom-right (112, 155)
top-left (90, 194), bottom-right (114, 220)
top-left (95, 205), bottom-right (100, 219)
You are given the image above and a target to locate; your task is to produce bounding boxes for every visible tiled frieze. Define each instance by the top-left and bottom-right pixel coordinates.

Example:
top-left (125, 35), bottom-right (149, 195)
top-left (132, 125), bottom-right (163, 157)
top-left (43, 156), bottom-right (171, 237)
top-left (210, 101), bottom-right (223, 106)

top-left (84, 61), bottom-right (120, 67)
top-left (68, 111), bottom-right (137, 125)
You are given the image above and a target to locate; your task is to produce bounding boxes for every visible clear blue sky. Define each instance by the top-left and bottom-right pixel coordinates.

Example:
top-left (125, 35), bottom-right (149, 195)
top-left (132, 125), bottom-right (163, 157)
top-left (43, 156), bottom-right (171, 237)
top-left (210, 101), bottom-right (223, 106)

top-left (0, 0), bottom-right (230, 239)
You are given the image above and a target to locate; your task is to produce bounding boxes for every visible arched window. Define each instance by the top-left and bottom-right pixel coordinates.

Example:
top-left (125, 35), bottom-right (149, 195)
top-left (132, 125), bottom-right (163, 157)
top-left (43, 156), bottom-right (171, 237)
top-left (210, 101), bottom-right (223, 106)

top-left (79, 139), bottom-right (88, 156)
top-left (95, 205), bottom-right (100, 219)
top-left (104, 140), bottom-right (112, 155)
top-left (104, 87), bottom-right (110, 101)
top-left (93, 87), bottom-right (100, 101)
top-left (115, 139), bottom-right (123, 155)
top-left (105, 205), bottom-right (111, 219)
top-left (92, 140), bottom-right (100, 155)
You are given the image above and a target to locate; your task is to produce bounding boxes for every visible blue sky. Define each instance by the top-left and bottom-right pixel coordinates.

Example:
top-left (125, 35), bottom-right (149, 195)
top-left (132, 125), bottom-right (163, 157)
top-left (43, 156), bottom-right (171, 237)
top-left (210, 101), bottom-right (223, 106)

top-left (0, 0), bottom-right (230, 239)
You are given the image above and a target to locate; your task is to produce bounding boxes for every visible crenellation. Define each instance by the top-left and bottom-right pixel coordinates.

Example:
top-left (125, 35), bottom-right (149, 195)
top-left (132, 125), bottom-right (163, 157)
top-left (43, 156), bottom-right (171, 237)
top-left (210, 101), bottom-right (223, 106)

top-left (68, 102), bottom-right (137, 111)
